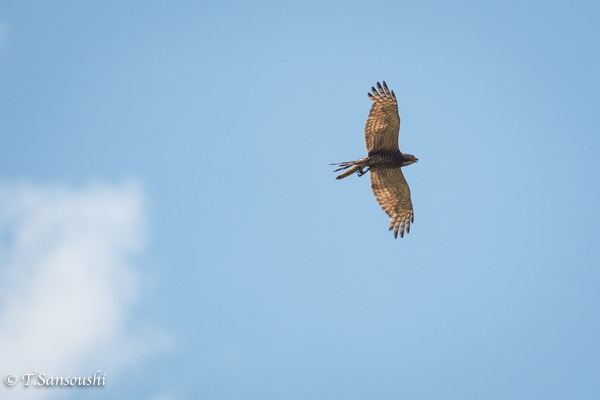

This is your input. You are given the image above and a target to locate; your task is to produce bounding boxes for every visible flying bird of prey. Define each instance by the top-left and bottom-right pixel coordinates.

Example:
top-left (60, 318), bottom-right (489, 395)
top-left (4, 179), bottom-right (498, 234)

top-left (332, 81), bottom-right (418, 239)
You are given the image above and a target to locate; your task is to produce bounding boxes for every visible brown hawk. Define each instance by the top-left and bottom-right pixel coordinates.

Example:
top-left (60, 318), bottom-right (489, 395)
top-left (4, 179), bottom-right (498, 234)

top-left (332, 81), bottom-right (418, 239)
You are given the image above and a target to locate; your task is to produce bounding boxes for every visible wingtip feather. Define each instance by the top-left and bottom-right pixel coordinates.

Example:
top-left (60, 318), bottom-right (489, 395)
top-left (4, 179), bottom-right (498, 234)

top-left (382, 81), bottom-right (391, 96)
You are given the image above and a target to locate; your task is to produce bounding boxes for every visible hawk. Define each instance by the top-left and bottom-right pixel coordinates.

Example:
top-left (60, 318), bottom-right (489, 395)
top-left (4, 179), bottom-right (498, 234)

top-left (332, 81), bottom-right (418, 238)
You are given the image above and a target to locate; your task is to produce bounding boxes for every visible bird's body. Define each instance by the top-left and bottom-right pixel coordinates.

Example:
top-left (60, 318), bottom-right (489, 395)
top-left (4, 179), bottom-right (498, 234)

top-left (332, 81), bottom-right (418, 239)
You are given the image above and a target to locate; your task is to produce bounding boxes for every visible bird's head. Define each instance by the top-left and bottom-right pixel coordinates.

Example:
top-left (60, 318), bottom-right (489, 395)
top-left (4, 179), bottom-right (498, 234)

top-left (402, 153), bottom-right (419, 167)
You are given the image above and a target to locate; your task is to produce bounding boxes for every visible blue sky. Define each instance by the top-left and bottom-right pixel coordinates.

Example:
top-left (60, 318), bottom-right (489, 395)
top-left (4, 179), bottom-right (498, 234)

top-left (1, 1), bottom-right (600, 399)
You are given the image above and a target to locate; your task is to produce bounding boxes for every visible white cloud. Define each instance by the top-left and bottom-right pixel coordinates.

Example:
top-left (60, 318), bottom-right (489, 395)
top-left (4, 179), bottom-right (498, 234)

top-left (0, 180), bottom-right (163, 399)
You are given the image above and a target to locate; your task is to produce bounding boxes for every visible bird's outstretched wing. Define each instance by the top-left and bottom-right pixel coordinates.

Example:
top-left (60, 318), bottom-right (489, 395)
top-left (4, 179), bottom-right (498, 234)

top-left (364, 81), bottom-right (400, 153)
top-left (370, 167), bottom-right (413, 238)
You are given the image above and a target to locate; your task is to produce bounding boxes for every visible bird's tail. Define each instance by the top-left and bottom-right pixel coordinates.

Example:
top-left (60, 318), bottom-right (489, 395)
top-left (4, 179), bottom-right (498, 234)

top-left (331, 158), bottom-right (368, 180)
